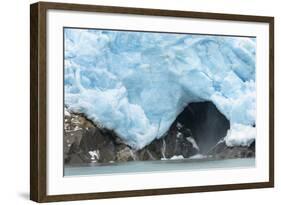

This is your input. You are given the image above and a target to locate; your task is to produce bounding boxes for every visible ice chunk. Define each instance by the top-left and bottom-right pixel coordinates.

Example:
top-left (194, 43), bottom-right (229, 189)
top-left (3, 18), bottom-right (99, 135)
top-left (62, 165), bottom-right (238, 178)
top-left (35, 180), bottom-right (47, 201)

top-left (225, 123), bottom-right (255, 147)
top-left (189, 154), bottom-right (207, 159)
top-left (64, 108), bottom-right (71, 117)
top-left (170, 155), bottom-right (185, 160)
top-left (89, 150), bottom-right (100, 161)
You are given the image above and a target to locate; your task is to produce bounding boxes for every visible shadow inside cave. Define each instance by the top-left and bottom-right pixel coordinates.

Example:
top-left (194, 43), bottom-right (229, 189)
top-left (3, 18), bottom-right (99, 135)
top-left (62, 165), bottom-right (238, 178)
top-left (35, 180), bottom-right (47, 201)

top-left (176, 101), bottom-right (230, 154)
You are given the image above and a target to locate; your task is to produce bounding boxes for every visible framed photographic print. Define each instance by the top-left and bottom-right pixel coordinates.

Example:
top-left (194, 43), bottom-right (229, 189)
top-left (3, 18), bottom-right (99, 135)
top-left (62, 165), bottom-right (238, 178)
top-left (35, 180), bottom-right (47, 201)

top-left (30, 1), bottom-right (274, 202)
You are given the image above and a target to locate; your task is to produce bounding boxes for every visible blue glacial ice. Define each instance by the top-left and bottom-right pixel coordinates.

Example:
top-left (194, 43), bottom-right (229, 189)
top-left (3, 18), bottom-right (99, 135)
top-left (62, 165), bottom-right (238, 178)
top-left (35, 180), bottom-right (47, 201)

top-left (64, 28), bottom-right (256, 149)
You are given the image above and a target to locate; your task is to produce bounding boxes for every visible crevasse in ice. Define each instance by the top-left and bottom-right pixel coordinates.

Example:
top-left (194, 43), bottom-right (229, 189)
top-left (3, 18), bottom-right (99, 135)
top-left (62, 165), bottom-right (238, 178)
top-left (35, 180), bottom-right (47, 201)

top-left (64, 28), bottom-right (256, 149)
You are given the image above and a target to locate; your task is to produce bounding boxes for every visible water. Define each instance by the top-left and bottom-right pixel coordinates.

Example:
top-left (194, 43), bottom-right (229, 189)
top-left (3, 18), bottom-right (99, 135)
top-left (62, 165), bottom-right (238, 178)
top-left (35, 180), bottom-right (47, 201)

top-left (64, 158), bottom-right (255, 177)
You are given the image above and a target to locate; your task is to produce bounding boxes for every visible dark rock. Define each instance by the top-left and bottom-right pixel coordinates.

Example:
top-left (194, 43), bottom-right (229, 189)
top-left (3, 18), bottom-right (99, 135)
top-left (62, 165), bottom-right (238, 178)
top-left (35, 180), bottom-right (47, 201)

top-left (63, 130), bottom-right (84, 163)
top-left (65, 154), bottom-right (83, 164)
top-left (79, 128), bottom-right (116, 163)
top-left (249, 140), bottom-right (255, 151)
top-left (116, 146), bottom-right (136, 162)
top-left (64, 111), bottom-right (117, 164)
top-left (165, 122), bottom-right (199, 158)
top-left (137, 149), bottom-right (158, 161)
top-left (140, 138), bottom-right (163, 160)
top-left (138, 122), bottom-right (199, 160)
top-left (208, 141), bottom-right (255, 159)
top-left (64, 104), bottom-right (255, 165)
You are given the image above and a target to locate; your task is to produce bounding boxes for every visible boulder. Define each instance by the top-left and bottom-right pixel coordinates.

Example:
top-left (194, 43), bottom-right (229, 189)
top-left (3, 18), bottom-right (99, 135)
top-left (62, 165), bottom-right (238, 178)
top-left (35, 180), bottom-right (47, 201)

top-left (138, 122), bottom-right (199, 160)
top-left (116, 146), bottom-right (136, 162)
top-left (208, 140), bottom-right (255, 159)
top-left (79, 128), bottom-right (116, 163)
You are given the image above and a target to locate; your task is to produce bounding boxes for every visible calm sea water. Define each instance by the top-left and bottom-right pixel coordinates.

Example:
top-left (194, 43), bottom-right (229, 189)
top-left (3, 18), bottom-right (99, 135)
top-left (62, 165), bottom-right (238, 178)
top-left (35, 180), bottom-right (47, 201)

top-left (64, 158), bottom-right (255, 176)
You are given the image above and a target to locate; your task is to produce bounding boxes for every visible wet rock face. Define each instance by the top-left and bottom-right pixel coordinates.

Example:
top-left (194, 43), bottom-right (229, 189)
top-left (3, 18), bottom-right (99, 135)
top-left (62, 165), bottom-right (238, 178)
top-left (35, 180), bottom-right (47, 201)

top-left (64, 112), bottom-right (93, 164)
top-left (208, 141), bottom-right (255, 159)
top-left (64, 103), bottom-right (254, 165)
top-left (116, 146), bottom-right (136, 162)
top-left (176, 102), bottom-right (230, 154)
top-left (64, 112), bottom-right (126, 164)
top-left (137, 122), bottom-right (199, 161)
top-left (64, 111), bottom-right (200, 164)
top-left (79, 128), bottom-right (116, 163)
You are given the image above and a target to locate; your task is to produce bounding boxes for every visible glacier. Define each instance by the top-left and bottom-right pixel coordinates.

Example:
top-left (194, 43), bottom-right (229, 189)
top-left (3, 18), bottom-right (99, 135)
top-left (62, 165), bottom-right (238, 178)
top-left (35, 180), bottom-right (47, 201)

top-left (64, 28), bottom-right (256, 150)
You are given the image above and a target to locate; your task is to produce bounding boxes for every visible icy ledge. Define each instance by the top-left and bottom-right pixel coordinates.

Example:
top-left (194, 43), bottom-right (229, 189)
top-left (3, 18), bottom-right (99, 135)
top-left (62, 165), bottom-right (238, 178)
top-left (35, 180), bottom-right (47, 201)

top-left (64, 28), bottom-right (256, 149)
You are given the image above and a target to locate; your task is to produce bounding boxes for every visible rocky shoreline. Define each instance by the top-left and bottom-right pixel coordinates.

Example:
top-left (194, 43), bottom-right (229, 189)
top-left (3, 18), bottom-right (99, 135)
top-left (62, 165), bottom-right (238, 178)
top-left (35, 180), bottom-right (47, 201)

top-left (64, 106), bottom-right (255, 165)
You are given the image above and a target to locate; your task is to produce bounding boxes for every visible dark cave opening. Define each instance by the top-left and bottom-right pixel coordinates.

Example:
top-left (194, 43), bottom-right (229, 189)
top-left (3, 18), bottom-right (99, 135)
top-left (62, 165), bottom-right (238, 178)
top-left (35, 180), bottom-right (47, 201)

top-left (175, 101), bottom-right (230, 154)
